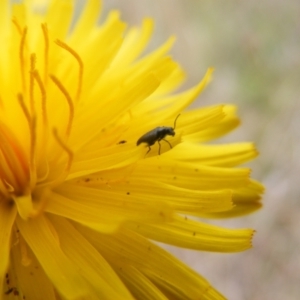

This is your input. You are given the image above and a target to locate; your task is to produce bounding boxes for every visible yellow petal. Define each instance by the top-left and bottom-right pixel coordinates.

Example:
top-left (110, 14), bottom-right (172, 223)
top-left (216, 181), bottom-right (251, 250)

top-left (130, 214), bottom-right (254, 252)
top-left (202, 180), bottom-right (264, 218)
top-left (77, 11), bottom-right (126, 82)
top-left (75, 225), bottom-right (226, 300)
top-left (132, 68), bottom-right (213, 119)
top-left (165, 142), bottom-right (258, 167)
top-left (118, 266), bottom-right (168, 300)
top-left (69, 144), bottom-right (144, 179)
top-left (49, 215), bottom-right (134, 299)
top-left (111, 18), bottom-right (154, 68)
top-left (45, 0), bottom-right (73, 41)
top-left (131, 158), bottom-right (251, 190)
top-left (69, 0), bottom-right (102, 46)
top-left (16, 214), bottom-right (89, 299)
top-left (187, 105), bottom-right (240, 142)
top-left (70, 72), bottom-right (161, 151)
top-left (77, 177), bottom-right (233, 214)
top-left (46, 188), bottom-right (173, 232)
top-left (10, 244), bottom-right (56, 300)
top-left (0, 203), bottom-right (17, 295)
top-left (13, 194), bottom-right (33, 220)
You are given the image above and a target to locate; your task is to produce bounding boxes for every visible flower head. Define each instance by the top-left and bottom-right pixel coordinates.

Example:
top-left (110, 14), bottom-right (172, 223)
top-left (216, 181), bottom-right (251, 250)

top-left (0, 0), bottom-right (263, 299)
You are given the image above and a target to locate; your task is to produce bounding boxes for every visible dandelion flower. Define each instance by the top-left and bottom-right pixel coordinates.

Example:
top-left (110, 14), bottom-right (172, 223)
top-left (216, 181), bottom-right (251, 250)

top-left (0, 0), bottom-right (264, 299)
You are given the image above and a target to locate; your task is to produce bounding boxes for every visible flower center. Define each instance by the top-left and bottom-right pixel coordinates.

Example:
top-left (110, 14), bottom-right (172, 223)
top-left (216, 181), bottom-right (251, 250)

top-left (1, 18), bottom-right (84, 219)
top-left (0, 123), bottom-right (30, 199)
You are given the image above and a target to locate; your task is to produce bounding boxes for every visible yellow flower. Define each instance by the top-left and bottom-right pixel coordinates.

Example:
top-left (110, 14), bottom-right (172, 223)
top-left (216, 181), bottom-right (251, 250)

top-left (0, 0), bottom-right (263, 299)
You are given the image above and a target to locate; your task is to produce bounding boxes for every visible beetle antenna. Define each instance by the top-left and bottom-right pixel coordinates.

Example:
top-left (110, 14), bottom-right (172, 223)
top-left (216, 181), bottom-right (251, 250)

top-left (173, 114), bottom-right (181, 129)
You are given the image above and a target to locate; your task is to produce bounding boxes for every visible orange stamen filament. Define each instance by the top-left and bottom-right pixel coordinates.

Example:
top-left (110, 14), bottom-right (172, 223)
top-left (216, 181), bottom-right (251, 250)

top-left (55, 39), bottom-right (83, 102)
top-left (19, 27), bottom-right (28, 93)
top-left (12, 17), bottom-right (22, 35)
top-left (0, 120), bottom-right (30, 194)
top-left (50, 75), bottom-right (74, 137)
top-left (17, 93), bottom-right (31, 130)
top-left (41, 23), bottom-right (49, 85)
top-left (29, 54), bottom-right (36, 114)
top-left (52, 128), bottom-right (73, 172)
top-left (17, 94), bottom-right (36, 176)
top-left (33, 70), bottom-right (48, 127)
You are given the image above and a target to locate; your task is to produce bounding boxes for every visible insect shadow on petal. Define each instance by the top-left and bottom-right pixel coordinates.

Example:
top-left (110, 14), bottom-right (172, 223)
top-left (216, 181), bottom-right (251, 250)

top-left (136, 114), bottom-right (180, 156)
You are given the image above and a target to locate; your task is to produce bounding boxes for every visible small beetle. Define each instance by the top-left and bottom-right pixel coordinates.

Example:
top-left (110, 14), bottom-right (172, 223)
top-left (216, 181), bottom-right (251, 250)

top-left (136, 114), bottom-right (180, 156)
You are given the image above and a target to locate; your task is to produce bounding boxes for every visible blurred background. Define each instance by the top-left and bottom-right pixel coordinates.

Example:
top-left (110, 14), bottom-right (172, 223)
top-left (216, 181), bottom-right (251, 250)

top-left (99, 1), bottom-right (300, 299)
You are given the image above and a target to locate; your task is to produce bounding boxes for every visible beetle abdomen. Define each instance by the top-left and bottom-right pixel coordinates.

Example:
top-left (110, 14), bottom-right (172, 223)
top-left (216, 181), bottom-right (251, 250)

top-left (136, 129), bottom-right (160, 146)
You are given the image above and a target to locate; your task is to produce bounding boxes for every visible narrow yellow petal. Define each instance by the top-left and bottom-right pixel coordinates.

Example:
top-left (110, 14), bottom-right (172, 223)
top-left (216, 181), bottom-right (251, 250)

top-left (45, 0), bottom-right (73, 41)
top-left (130, 214), bottom-right (254, 252)
top-left (131, 158), bottom-right (250, 190)
top-left (44, 191), bottom-right (119, 233)
top-left (165, 142), bottom-right (258, 167)
top-left (187, 105), bottom-right (240, 142)
top-left (203, 202), bottom-right (262, 218)
top-left (0, 0), bottom-right (9, 43)
top-left (70, 72), bottom-right (161, 151)
top-left (69, 145), bottom-right (143, 179)
top-left (13, 194), bottom-right (33, 220)
top-left (75, 225), bottom-right (225, 300)
top-left (202, 180), bottom-right (264, 218)
top-left (118, 266), bottom-right (168, 300)
top-left (10, 245), bottom-right (56, 300)
top-left (49, 215), bottom-right (134, 299)
top-left (133, 68), bottom-right (213, 120)
top-left (69, 0), bottom-right (102, 46)
top-left (0, 203), bottom-right (17, 295)
top-left (46, 188), bottom-right (173, 232)
top-left (169, 67), bottom-right (213, 112)
top-left (131, 36), bottom-right (176, 76)
top-left (78, 11), bottom-right (126, 82)
top-left (77, 177), bottom-right (233, 214)
top-left (111, 18), bottom-right (154, 67)
top-left (16, 214), bottom-right (89, 299)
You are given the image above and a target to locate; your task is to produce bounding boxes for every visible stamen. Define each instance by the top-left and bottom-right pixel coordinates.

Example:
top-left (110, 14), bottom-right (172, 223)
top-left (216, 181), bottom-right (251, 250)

top-left (20, 27), bottom-right (28, 93)
top-left (55, 39), bottom-right (83, 102)
top-left (17, 93), bottom-right (31, 129)
top-left (29, 54), bottom-right (36, 114)
top-left (29, 116), bottom-right (37, 185)
top-left (50, 75), bottom-right (74, 137)
top-left (33, 70), bottom-right (48, 126)
top-left (0, 121), bottom-right (30, 192)
top-left (53, 128), bottom-right (73, 172)
top-left (37, 160), bottom-right (49, 183)
top-left (12, 18), bottom-right (22, 35)
top-left (41, 23), bottom-right (49, 85)
top-left (17, 94), bottom-right (36, 175)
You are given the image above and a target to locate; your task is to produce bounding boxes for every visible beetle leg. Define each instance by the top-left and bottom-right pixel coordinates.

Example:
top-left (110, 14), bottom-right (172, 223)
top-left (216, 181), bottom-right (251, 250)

top-left (158, 141), bottom-right (161, 155)
top-left (162, 139), bottom-right (172, 149)
top-left (145, 146), bottom-right (151, 157)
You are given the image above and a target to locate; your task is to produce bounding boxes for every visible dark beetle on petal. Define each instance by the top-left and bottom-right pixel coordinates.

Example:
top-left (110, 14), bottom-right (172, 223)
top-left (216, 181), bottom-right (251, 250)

top-left (136, 114), bottom-right (180, 156)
